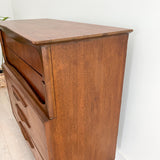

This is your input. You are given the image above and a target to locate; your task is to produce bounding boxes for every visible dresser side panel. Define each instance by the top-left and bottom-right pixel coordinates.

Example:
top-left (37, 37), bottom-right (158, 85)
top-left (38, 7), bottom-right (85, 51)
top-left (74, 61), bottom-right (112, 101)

top-left (46, 34), bottom-right (129, 160)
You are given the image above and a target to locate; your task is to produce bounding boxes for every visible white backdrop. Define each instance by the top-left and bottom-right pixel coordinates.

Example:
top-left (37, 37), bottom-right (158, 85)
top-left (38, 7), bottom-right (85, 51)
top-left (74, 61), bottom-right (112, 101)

top-left (1, 0), bottom-right (160, 159)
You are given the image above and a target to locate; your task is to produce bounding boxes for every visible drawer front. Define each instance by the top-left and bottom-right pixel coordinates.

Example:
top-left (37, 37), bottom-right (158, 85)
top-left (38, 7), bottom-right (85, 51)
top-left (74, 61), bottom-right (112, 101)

top-left (6, 80), bottom-right (44, 160)
top-left (3, 32), bottom-right (43, 75)
top-left (4, 65), bottom-right (49, 160)
top-left (18, 121), bottom-right (44, 160)
top-left (5, 47), bottom-right (45, 103)
top-left (6, 93), bottom-right (44, 160)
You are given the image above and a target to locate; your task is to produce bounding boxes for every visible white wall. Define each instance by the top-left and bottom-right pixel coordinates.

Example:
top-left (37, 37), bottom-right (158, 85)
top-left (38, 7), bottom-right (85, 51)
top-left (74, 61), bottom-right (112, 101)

top-left (11, 0), bottom-right (51, 19)
top-left (4, 0), bottom-right (160, 159)
top-left (0, 0), bottom-right (13, 67)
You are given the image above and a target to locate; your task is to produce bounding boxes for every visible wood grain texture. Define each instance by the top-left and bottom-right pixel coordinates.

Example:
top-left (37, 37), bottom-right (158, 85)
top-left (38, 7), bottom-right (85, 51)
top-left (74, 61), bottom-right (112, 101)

top-left (0, 19), bottom-right (132, 160)
top-left (4, 63), bottom-right (48, 160)
top-left (4, 70), bottom-right (43, 160)
top-left (41, 46), bottom-right (56, 119)
top-left (3, 64), bottom-right (47, 121)
top-left (45, 34), bottom-right (129, 160)
top-left (5, 47), bottom-right (45, 103)
top-left (0, 19), bottom-right (132, 45)
top-left (3, 33), bottom-right (43, 75)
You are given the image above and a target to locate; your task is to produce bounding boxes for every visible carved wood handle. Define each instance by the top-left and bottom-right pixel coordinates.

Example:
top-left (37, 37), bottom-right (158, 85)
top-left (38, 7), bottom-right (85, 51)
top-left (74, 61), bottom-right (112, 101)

top-left (16, 104), bottom-right (31, 128)
top-left (19, 122), bottom-right (34, 148)
top-left (12, 85), bottom-right (27, 107)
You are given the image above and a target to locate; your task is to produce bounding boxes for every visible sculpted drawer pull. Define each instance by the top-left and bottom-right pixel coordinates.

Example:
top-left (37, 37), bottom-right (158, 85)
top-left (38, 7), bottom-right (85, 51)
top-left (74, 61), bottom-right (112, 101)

top-left (19, 122), bottom-right (34, 149)
top-left (12, 85), bottom-right (27, 107)
top-left (16, 104), bottom-right (31, 128)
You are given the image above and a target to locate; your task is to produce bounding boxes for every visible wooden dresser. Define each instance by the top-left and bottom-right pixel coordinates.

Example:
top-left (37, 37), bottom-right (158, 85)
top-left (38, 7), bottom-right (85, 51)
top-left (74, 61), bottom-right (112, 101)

top-left (0, 19), bottom-right (132, 160)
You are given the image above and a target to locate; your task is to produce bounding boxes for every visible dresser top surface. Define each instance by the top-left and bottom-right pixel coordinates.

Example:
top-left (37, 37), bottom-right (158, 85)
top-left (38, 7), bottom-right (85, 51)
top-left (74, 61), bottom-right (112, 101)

top-left (0, 19), bottom-right (132, 45)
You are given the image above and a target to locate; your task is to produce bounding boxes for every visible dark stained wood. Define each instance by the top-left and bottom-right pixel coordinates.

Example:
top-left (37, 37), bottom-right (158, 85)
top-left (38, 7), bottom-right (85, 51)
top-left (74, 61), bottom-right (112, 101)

top-left (0, 19), bottom-right (132, 160)
top-left (0, 19), bottom-right (132, 45)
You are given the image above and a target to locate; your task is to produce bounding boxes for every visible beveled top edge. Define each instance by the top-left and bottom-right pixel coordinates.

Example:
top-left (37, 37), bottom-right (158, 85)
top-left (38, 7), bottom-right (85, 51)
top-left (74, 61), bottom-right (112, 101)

top-left (0, 19), bottom-right (133, 45)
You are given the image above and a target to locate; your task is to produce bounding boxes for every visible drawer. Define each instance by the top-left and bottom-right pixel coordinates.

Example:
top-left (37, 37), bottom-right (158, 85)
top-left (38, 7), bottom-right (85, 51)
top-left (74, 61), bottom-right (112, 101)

top-left (19, 121), bottom-right (44, 160)
top-left (4, 64), bottom-right (49, 160)
top-left (6, 84), bottom-right (44, 160)
top-left (5, 47), bottom-right (45, 103)
top-left (2, 32), bottom-right (43, 75)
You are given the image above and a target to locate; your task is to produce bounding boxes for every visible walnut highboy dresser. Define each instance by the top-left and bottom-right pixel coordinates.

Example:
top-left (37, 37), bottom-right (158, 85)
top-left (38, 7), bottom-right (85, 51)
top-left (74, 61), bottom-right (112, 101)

top-left (0, 19), bottom-right (132, 160)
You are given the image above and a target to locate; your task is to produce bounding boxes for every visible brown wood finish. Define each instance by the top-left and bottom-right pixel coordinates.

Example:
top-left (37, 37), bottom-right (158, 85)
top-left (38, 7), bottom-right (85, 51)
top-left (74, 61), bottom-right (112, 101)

top-left (0, 19), bottom-right (132, 160)
top-left (17, 104), bottom-right (31, 128)
top-left (19, 122), bottom-right (34, 148)
top-left (4, 63), bottom-right (47, 119)
top-left (45, 34), bottom-right (128, 160)
top-left (0, 19), bottom-right (132, 45)
top-left (4, 64), bottom-right (48, 160)
top-left (0, 30), bottom-right (7, 61)
top-left (5, 47), bottom-right (45, 103)
top-left (12, 85), bottom-right (27, 107)
top-left (4, 70), bottom-right (44, 160)
top-left (3, 32), bottom-right (43, 75)
top-left (41, 46), bottom-right (56, 119)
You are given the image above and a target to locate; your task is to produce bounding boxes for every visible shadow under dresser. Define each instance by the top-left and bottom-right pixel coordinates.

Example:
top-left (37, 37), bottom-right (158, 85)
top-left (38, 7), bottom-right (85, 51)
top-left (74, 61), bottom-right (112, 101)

top-left (0, 19), bottom-right (132, 160)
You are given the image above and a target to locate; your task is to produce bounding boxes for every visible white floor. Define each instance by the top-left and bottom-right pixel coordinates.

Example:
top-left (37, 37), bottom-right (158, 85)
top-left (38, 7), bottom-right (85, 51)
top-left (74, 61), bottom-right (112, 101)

top-left (0, 87), bottom-right (121, 160)
top-left (0, 87), bottom-right (35, 160)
